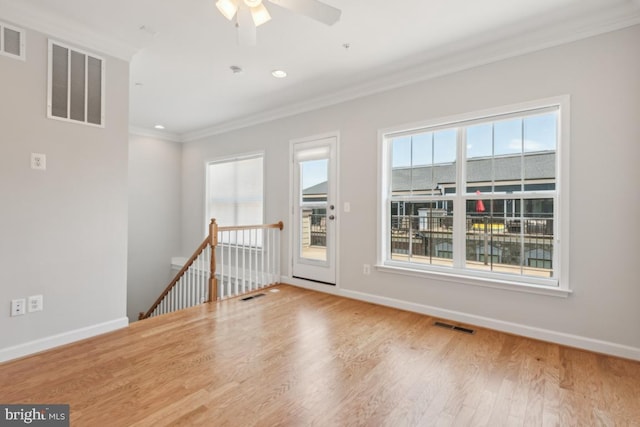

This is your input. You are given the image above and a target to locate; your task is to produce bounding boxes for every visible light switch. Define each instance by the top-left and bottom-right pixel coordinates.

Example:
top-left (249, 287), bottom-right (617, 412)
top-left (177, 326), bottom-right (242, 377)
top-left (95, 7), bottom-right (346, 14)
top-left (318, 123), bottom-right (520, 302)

top-left (28, 295), bottom-right (43, 312)
top-left (31, 153), bottom-right (46, 170)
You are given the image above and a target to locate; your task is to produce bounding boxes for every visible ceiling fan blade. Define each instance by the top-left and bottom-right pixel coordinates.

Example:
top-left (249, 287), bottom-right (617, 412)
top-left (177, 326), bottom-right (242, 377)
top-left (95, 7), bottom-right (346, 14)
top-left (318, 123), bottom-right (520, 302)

top-left (268, 0), bottom-right (341, 25)
top-left (236, 6), bottom-right (257, 46)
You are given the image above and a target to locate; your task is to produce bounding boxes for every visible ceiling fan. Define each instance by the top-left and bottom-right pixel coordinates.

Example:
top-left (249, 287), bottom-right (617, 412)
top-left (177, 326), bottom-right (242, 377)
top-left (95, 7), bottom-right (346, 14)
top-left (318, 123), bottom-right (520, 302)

top-left (215, 0), bottom-right (341, 45)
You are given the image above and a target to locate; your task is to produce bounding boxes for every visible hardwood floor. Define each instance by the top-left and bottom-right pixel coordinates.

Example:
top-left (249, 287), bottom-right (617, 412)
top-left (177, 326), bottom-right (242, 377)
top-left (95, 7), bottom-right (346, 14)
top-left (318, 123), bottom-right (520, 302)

top-left (1, 285), bottom-right (639, 426)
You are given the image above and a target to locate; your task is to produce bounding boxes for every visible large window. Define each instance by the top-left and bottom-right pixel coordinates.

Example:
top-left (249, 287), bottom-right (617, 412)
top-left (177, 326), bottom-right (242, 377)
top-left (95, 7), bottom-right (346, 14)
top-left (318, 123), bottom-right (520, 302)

top-left (206, 154), bottom-right (264, 229)
top-left (380, 98), bottom-right (568, 292)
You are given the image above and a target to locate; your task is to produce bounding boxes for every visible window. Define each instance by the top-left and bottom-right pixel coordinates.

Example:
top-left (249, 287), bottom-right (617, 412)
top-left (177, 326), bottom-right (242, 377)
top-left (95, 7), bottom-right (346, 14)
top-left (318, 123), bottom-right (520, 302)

top-left (206, 154), bottom-right (264, 229)
top-left (48, 40), bottom-right (104, 126)
top-left (380, 98), bottom-right (568, 292)
top-left (0, 22), bottom-right (25, 60)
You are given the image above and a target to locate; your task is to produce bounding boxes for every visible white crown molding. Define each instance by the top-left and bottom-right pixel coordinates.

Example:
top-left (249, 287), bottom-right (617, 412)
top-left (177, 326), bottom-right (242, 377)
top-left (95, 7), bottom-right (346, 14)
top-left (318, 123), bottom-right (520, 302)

top-left (129, 126), bottom-right (183, 143)
top-left (0, 0), bottom-right (139, 60)
top-left (181, 1), bottom-right (640, 142)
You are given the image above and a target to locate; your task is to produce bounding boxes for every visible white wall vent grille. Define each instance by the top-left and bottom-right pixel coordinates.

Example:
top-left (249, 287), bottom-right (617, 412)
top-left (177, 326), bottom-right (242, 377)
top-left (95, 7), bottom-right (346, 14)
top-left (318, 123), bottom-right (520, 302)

top-left (47, 40), bottom-right (105, 127)
top-left (0, 22), bottom-right (25, 60)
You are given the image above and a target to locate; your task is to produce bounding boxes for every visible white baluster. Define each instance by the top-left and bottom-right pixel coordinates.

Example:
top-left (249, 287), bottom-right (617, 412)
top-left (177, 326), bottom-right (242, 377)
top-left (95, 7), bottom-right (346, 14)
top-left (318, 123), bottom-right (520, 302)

top-left (248, 228), bottom-right (252, 291)
top-left (276, 226), bottom-right (281, 281)
top-left (228, 231), bottom-right (232, 297)
top-left (186, 267), bottom-right (190, 307)
top-left (197, 250), bottom-right (202, 303)
top-left (272, 228), bottom-right (276, 283)
top-left (261, 228), bottom-right (265, 287)
top-left (242, 229), bottom-right (247, 294)
top-left (235, 229), bottom-right (239, 297)
top-left (268, 228), bottom-right (273, 284)
top-left (254, 229), bottom-right (258, 291)
top-left (187, 264), bottom-right (193, 307)
top-left (204, 245), bottom-right (209, 302)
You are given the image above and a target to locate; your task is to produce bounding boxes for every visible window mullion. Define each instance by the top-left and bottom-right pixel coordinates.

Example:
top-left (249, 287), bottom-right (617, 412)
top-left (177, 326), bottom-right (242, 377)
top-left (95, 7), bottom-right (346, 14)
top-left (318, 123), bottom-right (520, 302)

top-left (453, 127), bottom-right (466, 269)
top-left (84, 54), bottom-right (89, 123)
top-left (66, 49), bottom-right (71, 120)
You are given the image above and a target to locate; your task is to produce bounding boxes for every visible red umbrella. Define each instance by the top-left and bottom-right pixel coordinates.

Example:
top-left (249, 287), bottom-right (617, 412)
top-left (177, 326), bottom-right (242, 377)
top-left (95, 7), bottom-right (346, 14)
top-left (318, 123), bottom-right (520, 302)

top-left (475, 190), bottom-right (485, 213)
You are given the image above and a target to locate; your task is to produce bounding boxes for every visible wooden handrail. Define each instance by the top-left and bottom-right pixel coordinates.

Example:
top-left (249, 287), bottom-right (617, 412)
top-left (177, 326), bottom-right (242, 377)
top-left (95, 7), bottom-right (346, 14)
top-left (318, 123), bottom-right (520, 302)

top-left (138, 237), bottom-right (210, 320)
top-left (218, 221), bottom-right (284, 232)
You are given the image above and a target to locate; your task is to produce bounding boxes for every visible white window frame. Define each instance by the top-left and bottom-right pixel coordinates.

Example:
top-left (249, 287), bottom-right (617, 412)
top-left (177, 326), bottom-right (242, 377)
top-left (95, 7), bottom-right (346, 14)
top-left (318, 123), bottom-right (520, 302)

top-left (0, 21), bottom-right (26, 60)
top-left (377, 96), bottom-right (571, 297)
top-left (47, 39), bottom-right (106, 128)
top-left (204, 151), bottom-right (265, 238)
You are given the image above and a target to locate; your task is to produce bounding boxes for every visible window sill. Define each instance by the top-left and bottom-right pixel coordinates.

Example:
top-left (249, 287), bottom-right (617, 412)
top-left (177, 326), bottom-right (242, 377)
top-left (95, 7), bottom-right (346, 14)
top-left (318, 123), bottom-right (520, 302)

top-left (375, 263), bottom-right (572, 298)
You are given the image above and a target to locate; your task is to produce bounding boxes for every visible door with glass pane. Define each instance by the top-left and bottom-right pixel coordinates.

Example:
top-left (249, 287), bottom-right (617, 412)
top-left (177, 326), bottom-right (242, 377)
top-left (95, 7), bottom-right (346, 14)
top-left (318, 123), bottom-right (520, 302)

top-left (292, 136), bottom-right (337, 285)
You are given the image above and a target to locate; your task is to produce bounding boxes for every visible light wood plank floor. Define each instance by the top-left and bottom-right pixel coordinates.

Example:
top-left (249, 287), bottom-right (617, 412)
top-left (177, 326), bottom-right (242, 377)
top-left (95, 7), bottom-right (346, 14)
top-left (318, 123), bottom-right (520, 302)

top-left (1, 285), bottom-right (639, 426)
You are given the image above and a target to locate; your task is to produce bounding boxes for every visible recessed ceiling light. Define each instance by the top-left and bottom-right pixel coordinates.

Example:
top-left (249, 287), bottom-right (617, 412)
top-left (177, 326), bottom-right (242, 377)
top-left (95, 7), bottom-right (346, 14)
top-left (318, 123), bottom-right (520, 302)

top-left (154, 125), bottom-right (165, 130)
top-left (271, 69), bottom-right (287, 78)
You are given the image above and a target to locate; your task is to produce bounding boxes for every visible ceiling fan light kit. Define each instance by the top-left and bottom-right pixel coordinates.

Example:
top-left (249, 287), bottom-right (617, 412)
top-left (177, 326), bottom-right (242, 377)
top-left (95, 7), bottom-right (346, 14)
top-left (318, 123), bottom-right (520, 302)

top-left (216, 0), bottom-right (271, 26)
top-left (249, 3), bottom-right (272, 26)
top-left (216, 0), bottom-right (239, 21)
top-left (216, 0), bottom-right (342, 45)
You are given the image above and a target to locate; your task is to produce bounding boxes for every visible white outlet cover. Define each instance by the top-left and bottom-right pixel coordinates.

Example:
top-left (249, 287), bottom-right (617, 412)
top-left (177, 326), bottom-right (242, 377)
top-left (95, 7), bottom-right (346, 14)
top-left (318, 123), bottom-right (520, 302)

top-left (31, 153), bottom-right (46, 170)
top-left (11, 298), bottom-right (26, 316)
top-left (28, 295), bottom-right (43, 312)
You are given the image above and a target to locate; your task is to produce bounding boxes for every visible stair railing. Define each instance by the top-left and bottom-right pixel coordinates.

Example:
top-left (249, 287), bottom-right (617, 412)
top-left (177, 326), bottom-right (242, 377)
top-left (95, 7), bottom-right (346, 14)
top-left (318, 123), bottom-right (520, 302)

top-left (139, 219), bottom-right (283, 320)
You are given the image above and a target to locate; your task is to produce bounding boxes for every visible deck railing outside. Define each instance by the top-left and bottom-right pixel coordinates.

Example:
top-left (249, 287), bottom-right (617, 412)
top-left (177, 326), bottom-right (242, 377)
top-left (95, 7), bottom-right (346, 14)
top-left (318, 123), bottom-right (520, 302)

top-left (389, 214), bottom-right (554, 277)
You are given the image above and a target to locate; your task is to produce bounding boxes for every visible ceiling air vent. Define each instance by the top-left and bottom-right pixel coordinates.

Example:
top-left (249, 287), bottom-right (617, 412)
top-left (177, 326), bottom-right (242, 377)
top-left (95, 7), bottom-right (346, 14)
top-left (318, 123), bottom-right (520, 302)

top-left (47, 40), bottom-right (105, 126)
top-left (0, 22), bottom-right (25, 60)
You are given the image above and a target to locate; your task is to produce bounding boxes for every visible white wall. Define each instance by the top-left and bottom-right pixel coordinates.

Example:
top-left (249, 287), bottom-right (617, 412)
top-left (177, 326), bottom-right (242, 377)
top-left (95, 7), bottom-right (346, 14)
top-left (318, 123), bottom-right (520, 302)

top-left (0, 25), bottom-right (129, 360)
top-left (127, 134), bottom-right (182, 322)
top-left (182, 25), bottom-right (640, 358)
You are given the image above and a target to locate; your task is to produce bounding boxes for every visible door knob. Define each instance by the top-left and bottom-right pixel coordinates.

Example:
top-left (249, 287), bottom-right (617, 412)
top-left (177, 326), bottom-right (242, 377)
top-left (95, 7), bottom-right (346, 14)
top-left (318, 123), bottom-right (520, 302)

top-left (329, 215), bottom-right (335, 220)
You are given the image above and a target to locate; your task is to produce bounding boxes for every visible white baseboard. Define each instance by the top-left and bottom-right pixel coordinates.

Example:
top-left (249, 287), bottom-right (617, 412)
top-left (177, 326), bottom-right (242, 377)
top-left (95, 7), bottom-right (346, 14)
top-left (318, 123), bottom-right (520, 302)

top-left (0, 317), bottom-right (129, 363)
top-left (282, 277), bottom-right (640, 361)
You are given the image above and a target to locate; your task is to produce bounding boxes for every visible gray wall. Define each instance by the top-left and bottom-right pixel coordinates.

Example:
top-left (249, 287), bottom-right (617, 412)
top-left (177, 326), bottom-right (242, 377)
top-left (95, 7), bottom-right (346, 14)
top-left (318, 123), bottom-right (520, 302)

top-left (182, 26), bottom-right (640, 353)
top-left (0, 26), bottom-right (129, 354)
top-left (127, 134), bottom-right (182, 321)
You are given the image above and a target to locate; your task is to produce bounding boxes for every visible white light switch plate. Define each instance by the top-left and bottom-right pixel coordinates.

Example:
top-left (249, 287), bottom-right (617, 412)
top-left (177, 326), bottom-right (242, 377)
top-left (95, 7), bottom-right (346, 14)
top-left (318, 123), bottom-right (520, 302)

top-left (31, 153), bottom-right (46, 170)
top-left (28, 295), bottom-right (43, 312)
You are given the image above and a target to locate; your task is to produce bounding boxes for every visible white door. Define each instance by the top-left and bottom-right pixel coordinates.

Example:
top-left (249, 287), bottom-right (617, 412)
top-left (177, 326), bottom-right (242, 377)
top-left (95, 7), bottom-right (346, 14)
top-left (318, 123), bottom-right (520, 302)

top-left (291, 136), bottom-right (337, 285)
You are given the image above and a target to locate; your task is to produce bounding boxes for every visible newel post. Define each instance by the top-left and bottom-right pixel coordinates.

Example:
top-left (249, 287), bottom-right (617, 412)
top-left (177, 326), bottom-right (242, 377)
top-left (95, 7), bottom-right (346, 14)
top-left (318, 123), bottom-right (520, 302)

top-left (208, 218), bottom-right (218, 302)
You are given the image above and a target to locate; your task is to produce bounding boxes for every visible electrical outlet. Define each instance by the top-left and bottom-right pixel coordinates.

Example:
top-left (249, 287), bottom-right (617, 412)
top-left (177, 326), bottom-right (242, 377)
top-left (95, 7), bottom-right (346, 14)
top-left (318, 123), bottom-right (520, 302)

top-left (11, 299), bottom-right (26, 316)
top-left (31, 153), bottom-right (46, 170)
top-left (363, 264), bottom-right (371, 275)
top-left (28, 295), bottom-right (43, 312)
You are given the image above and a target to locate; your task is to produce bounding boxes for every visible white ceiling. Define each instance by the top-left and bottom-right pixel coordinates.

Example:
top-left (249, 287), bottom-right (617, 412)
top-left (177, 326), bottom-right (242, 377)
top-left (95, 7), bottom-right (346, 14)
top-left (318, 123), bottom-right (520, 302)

top-left (2, 0), bottom-right (639, 140)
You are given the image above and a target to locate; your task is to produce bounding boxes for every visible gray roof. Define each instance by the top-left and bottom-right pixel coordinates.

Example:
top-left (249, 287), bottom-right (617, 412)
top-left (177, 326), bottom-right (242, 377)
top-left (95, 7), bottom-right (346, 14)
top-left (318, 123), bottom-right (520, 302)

top-left (392, 152), bottom-right (555, 192)
top-left (303, 181), bottom-right (328, 195)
